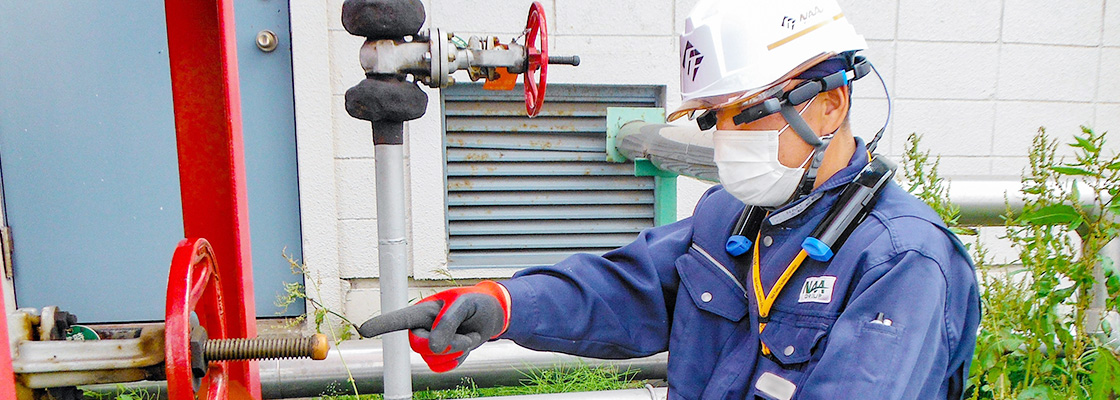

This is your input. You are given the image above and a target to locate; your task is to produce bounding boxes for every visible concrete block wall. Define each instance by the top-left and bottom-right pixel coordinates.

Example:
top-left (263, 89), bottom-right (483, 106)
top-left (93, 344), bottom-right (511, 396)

top-left (291, 0), bottom-right (1120, 320)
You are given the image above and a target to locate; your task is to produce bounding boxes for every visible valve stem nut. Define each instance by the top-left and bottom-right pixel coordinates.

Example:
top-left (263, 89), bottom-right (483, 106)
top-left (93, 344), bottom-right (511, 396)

top-left (312, 333), bottom-right (330, 360)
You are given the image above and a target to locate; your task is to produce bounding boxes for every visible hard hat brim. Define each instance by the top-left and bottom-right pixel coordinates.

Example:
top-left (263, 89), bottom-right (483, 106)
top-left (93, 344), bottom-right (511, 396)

top-left (669, 52), bottom-right (835, 122)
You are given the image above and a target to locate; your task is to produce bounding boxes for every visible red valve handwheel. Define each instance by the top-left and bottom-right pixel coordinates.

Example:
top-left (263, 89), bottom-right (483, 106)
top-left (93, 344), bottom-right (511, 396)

top-left (166, 238), bottom-right (231, 400)
top-left (524, 1), bottom-right (548, 117)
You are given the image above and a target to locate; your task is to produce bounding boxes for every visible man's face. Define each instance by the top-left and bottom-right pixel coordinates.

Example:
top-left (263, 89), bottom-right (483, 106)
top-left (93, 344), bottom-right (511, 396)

top-left (710, 81), bottom-right (849, 168)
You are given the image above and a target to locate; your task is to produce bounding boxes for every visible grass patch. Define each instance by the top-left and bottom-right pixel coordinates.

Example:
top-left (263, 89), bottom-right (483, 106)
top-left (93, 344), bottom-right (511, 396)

top-left (82, 385), bottom-right (161, 400)
top-left (318, 363), bottom-right (645, 399)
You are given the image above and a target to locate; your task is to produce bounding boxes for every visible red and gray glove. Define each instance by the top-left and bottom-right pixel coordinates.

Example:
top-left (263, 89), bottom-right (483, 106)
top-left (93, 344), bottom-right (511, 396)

top-left (357, 281), bottom-right (511, 372)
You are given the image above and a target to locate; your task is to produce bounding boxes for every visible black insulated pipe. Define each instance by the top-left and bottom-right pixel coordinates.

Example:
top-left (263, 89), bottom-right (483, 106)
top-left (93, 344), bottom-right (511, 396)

top-left (342, 0), bottom-right (426, 39)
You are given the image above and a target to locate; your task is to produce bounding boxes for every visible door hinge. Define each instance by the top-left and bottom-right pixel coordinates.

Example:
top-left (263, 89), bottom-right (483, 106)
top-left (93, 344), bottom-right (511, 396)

top-left (1, 226), bottom-right (12, 279)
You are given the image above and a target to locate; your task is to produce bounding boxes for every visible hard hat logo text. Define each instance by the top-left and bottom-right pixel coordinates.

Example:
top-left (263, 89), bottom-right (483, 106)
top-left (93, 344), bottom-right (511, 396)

top-left (781, 16), bottom-right (796, 30)
top-left (782, 6), bottom-right (824, 30)
top-left (683, 41), bottom-right (704, 82)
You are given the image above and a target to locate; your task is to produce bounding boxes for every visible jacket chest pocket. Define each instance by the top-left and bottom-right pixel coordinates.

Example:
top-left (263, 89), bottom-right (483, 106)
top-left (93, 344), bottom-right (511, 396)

top-left (676, 248), bottom-right (749, 321)
top-left (750, 314), bottom-right (832, 400)
top-left (666, 251), bottom-right (753, 399)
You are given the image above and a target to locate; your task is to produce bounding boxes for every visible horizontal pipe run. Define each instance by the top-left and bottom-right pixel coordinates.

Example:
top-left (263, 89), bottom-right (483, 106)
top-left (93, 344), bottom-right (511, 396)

top-left (472, 386), bottom-right (668, 400)
top-left (83, 339), bottom-right (668, 399)
top-left (262, 339), bottom-right (668, 399)
top-left (947, 179), bottom-right (1024, 226)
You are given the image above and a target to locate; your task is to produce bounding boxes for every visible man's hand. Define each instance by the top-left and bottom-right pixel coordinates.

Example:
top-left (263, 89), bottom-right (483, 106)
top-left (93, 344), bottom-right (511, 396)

top-left (357, 281), bottom-right (511, 372)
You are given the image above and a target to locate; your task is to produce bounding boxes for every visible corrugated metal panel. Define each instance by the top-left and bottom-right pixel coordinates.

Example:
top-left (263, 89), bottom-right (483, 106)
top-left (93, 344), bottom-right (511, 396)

top-left (449, 233), bottom-right (638, 250)
top-left (443, 84), bottom-right (663, 269)
top-left (446, 132), bottom-right (605, 152)
top-left (447, 162), bottom-right (634, 177)
top-left (447, 176), bottom-right (653, 191)
top-left (448, 191), bottom-right (654, 206)
top-left (446, 148), bottom-right (607, 162)
top-left (445, 101), bottom-right (650, 117)
top-left (448, 250), bottom-right (609, 269)
top-left (446, 116), bottom-right (607, 133)
top-left (448, 204), bottom-right (653, 220)
top-left (450, 219), bottom-right (652, 235)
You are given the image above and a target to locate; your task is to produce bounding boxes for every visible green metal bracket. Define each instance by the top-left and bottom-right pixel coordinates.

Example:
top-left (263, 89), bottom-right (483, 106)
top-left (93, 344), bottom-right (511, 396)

top-left (605, 107), bottom-right (665, 163)
top-left (605, 108), bottom-right (677, 225)
top-left (634, 158), bottom-right (677, 178)
top-left (634, 159), bottom-right (679, 226)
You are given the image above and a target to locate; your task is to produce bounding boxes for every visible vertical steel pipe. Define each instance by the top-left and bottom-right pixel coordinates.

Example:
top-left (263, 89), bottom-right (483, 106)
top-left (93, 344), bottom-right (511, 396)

top-left (373, 121), bottom-right (412, 400)
top-left (1089, 232), bottom-right (1119, 342)
top-left (163, 0), bottom-right (259, 396)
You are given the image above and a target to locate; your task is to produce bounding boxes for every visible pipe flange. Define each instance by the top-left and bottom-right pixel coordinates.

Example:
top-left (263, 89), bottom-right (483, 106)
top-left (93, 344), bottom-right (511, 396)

top-left (428, 28), bottom-right (450, 88)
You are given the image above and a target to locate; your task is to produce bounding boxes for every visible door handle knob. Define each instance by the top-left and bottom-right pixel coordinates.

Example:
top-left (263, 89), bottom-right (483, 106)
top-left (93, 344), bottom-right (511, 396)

top-left (256, 30), bottom-right (278, 52)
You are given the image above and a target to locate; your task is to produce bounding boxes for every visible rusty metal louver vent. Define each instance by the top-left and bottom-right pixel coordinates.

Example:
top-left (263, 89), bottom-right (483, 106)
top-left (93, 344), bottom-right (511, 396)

top-left (442, 84), bottom-right (663, 269)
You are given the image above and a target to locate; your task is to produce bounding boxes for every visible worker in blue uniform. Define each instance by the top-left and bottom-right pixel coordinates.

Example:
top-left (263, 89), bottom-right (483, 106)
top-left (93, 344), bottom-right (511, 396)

top-left (359, 0), bottom-right (981, 398)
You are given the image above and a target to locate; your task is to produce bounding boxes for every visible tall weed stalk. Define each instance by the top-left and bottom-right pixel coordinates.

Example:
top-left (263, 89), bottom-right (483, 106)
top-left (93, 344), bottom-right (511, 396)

top-left (903, 128), bottom-right (1120, 399)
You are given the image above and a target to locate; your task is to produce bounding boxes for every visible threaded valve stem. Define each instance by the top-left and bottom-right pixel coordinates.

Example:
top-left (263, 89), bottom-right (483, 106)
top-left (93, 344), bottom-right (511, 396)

top-left (203, 333), bottom-right (329, 361)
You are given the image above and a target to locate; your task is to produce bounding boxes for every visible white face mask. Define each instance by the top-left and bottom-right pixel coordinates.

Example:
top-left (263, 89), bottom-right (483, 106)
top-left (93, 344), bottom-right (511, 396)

top-left (712, 99), bottom-right (816, 207)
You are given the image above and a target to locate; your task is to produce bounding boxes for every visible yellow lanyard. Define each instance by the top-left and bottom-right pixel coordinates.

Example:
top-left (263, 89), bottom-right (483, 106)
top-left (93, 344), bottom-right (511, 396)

top-left (751, 230), bottom-right (810, 355)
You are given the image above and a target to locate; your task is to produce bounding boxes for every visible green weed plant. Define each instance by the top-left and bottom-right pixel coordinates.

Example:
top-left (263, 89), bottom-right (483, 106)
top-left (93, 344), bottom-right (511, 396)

top-left (903, 129), bottom-right (1120, 400)
top-left (277, 253), bottom-right (363, 396)
top-left (81, 384), bottom-right (160, 400)
top-left (317, 363), bottom-right (643, 400)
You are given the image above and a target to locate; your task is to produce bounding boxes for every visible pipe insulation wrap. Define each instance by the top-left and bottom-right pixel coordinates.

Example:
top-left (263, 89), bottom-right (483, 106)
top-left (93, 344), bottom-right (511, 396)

top-left (616, 122), bottom-right (718, 182)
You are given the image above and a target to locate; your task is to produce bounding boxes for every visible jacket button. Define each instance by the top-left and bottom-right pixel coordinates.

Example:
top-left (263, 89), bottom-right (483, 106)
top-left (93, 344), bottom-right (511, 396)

top-left (763, 236), bottom-right (774, 247)
top-left (701, 292), bottom-right (713, 302)
top-left (783, 346), bottom-right (795, 356)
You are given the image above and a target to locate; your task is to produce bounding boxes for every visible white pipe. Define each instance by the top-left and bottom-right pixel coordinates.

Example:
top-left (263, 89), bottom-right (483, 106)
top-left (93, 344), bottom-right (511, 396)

top-left (83, 340), bottom-right (669, 398)
top-left (471, 386), bottom-right (668, 400)
top-left (946, 178), bottom-right (1025, 226)
top-left (1088, 238), bottom-right (1117, 338)
top-left (373, 121), bottom-right (412, 400)
top-left (259, 339), bottom-right (668, 399)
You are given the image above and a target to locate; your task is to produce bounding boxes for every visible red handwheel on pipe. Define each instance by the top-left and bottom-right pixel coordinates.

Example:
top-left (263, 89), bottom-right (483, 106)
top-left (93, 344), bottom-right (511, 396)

top-left (523, 1), bottom-right (548, 117)
top-left (166, 238), bottom-right (237, 400)
top-left (164, 238), bottom-right (329, 400)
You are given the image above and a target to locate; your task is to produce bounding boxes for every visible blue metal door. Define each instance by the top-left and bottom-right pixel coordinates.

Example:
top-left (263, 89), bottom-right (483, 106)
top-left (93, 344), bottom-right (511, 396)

top-left (0, 1), bottom-right (304, 322)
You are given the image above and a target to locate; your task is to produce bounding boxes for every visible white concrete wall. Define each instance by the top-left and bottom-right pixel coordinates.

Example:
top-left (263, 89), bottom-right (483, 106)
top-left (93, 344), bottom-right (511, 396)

top-left (291, 0), bottom-right (1120, 320)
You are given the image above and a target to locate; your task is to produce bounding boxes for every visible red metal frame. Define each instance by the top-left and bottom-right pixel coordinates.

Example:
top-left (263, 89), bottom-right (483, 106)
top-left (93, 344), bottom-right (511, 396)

top-left (0, 283), bottom-right (17, 398)
top-left (164, 0), bottom-right (259, 398)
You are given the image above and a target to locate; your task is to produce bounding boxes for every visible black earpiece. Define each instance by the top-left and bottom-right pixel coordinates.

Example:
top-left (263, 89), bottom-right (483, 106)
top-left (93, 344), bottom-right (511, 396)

top-left (696, 110), bottom-right (717, 130)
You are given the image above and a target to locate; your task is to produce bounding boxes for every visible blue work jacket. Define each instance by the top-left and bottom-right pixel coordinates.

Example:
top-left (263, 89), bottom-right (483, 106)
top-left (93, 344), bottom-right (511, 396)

top-left (500, 144), bottom-right (981, 399)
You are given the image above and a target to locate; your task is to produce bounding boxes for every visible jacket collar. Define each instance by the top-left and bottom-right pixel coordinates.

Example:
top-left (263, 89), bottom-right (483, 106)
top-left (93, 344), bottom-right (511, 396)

top-left (767, 137), bottom-right (869, 227)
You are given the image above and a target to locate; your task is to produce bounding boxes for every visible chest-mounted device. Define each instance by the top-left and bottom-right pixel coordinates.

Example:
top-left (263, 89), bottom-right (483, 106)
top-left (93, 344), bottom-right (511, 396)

top-left (800, 154), bottom-right (896, 261)
top-left (725, 153), bottom-right (897, 262)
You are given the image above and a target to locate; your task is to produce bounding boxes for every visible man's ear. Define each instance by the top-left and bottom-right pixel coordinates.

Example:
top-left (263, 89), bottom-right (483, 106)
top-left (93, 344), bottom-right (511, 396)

top-left (818, 86), bottom-right (850, 135)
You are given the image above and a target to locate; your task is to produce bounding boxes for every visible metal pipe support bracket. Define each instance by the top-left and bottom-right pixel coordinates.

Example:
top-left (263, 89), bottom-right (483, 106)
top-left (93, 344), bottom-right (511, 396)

top-left (605, 107), bottom-right (666, 163)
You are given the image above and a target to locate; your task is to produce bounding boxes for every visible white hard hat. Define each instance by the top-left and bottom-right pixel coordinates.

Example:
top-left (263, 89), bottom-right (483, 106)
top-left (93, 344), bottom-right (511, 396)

top-left (670, 0), bottom-right (867, 121)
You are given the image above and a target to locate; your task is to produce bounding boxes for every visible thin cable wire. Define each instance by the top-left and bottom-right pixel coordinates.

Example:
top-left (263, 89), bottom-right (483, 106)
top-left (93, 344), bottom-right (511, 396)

top-left (865, 62), bottom-right (891, 153)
